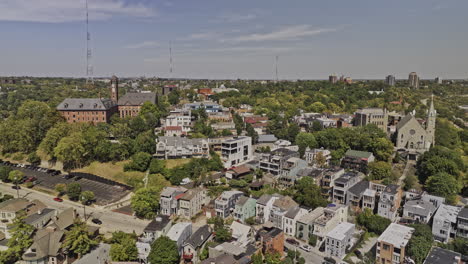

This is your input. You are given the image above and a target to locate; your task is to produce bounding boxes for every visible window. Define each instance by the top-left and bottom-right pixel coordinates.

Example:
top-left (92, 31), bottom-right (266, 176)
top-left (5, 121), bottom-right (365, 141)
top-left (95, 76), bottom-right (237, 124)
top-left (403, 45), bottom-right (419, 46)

top-left (383, 244), bottom-right (390, 250)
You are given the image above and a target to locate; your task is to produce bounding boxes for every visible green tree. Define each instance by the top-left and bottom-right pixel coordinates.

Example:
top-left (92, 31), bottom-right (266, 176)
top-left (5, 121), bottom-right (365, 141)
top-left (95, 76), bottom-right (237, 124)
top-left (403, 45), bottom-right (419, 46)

top-left (124, 152), bottom-right (152, 172)
top-left (368, 161), bottom-right (392, 181)
top-left (27, 152), bottom-right (41, 165)
top-left (251, 252), bottom-right (263, 264)
top-left (357, 208), bottom-right (391, 234)
top-left (80, 191), bottom-right (95, 205)
top-left (0, 166), bottom-right (12, 182)
top-left (213, 217), bottom-right (232, 242)
top-left (54, 132), bottom-right (86, 169)
top-left (149, 159), bottom-right (167, 175)
top-left (309, 234), bottom-right (317, 246)
top-left (403, 174), bottom-right (418, 191)
top-left (295, 133), bottom-right (317, 157)
top-left (293, 177), bottom-right (328, 209)
top-left (8, 170), bottom-right (24, 184)
top-left (39, 122), bottom-right (71, 158)
top-left (66, 182), bottom-right (81, 201)
top-left (407, 224), bottom-right (433, 264)
top-left (55, 183), bottom-right (67, 196)
top-left (109, 232), bottom-right (138, 261)
top-left (131, 187), bottom-right (160, 219)
top-left (147, 236), bottom-right (179, 264)
top-left (426, 172), bottom-right (460, 203)
top-left (62, 220), bottom-right (98, 258)
top-left (6, 214), bottom-right (35, 260)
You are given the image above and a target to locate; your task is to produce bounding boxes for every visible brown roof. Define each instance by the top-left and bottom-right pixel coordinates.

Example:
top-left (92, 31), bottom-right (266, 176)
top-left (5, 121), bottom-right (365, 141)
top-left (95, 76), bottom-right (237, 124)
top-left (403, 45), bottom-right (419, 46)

top-left (230, 165), bottom-right (251, 175)
top-left (273, 196), bottom-right (298, 211)
top-left (180, 187), bottom-right (205, 201)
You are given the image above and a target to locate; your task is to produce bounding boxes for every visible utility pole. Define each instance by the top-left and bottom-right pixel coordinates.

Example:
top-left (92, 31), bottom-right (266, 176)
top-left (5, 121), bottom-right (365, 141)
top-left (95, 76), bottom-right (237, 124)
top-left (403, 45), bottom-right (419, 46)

top-left (169, 41), bottom-right (173, 79)
top-left (14, 176), bottom-right (19, 198)
top-left (81, 195), bottom-right (87, 221)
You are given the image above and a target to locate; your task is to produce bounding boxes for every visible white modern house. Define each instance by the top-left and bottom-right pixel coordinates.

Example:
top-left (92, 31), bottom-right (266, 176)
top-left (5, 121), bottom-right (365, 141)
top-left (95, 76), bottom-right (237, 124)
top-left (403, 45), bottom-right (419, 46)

top-left (221, 136), bottom-right (253, 168)
top-left (255, 194), bottom-right (282, 224)
top-left (325, 222), bottom-right (355, 259)
top-left (167, 222), bottom-right (193, 254)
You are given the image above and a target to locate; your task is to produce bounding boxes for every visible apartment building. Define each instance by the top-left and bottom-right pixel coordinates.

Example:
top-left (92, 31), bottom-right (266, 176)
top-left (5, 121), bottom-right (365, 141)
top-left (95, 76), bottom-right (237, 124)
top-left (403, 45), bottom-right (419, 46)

top-left (178, 187), bottom-right (209, 219)
top-left (221, 136), bottom-right (253, 168)
top-left (325, 222), bottom-right (355, 259)
top-left (376, 223), bottom-right (414, 264)
top-left (282, 206), bottom-right (309, 236)
top-left (259, 148), bottom-right (299, 175)
top-left (378, 184), bottom-right (402, 221)
top-left (341, 150), bottom-right (375, 174)
top-left (215, 191), bottom-right (244, 218)
top-left (155, 136), bottom-right (209, 159)
top-left (312, 204), bottom-right (348, 246)
top-left (432, 204), bottom-right (462, 243)
top-left (354, 108), bottom-right (388, 132)
top-left (321, 167), bottom-right (345, 199)
top-left (333, 172), bottom-right (362, 204)
top-left (305, 148), bottom-right (331, 167)
top-left (167, 222), bottom-right (193, 255)
top-left (456, 208), bottom-right (468, 239)
top-left (403, 199), bottom-right (436, 224)
top-left (295, 207), bottom-right (325, 242)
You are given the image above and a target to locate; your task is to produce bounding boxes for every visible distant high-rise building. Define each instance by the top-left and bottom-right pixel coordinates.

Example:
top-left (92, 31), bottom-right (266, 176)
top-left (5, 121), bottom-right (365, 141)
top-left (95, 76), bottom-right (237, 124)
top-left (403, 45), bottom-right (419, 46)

top-left (408, 72), bottom-right (419, 88)
top-left (385, 75), bottom-right (396, 86)
top-left (110, 75), bottom-right (119, 102)
top-left (329, 74), bottom-right (338, 84)
top-left (435, 77), bottom-right (442, 84)
top-left (344, 77), bottom-right (353, 84)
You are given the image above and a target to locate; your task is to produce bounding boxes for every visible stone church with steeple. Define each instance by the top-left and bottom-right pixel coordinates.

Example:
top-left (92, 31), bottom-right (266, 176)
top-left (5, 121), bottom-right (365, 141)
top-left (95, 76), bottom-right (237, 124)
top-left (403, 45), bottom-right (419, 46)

top-left (395, 95), bottom-right (436, 154)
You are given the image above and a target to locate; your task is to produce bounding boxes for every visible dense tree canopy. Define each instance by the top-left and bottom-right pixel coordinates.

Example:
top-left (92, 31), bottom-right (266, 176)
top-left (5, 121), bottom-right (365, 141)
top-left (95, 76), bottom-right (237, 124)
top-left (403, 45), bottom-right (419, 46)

top-left (131, 187), bottom-right (160, 219)
top-left (148, 236), bottom-right (179, 264)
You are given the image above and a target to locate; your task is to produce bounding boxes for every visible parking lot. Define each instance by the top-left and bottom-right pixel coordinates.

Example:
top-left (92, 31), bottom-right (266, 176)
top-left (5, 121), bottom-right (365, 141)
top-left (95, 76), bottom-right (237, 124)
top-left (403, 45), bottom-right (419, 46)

top-left (0, 161), bottom-right (129, 205)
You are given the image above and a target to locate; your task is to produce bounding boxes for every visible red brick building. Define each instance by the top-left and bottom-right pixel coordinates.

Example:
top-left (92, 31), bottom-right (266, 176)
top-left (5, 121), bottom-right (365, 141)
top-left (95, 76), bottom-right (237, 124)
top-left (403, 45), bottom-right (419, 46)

top-left (257, 227), bottom-right (284, 257)
top-left (56, 98), bottom-right (117, 124)
top-left (118, 92), bottom-right (158, 118)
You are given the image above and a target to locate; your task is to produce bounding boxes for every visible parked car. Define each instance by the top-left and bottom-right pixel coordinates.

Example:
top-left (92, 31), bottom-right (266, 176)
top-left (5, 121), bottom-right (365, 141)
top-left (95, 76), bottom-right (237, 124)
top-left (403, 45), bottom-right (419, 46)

top-left (25, 177), bottom-right (37, 183)
top-left (299, 244), bottom-right (312, 252)
top-left (286, 238), bottom-right (300, 246)
top-left (11, 185), bottom-right (21, 190)
top-left (91, 218), bottom-right (102, 225)
top-left (74, 176), bottom-right (82, 181)
top-left (53, 197), bottom-right (63, 202)
top-left (63, 174), bottom-right (73, 179)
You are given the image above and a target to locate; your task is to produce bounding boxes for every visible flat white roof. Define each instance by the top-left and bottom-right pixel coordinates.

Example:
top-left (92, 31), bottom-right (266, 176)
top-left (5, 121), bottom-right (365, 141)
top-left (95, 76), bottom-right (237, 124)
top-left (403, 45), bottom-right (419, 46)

top-left (378, 223), bottom-right (414, 248)
top-left (326, 222), bottom-right (355, 241)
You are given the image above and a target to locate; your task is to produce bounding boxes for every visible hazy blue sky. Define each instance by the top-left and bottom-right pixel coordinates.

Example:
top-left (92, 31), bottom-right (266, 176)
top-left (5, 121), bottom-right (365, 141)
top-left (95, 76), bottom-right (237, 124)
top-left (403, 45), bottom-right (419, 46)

top-left (1, 0), bottom-right (467, 79)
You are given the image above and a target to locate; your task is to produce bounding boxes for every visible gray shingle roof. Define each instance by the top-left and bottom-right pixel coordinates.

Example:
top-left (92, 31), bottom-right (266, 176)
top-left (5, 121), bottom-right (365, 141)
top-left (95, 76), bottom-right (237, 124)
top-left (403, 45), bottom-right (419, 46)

top-left (184, 225), bottom-right (212, 249)
top-left (24, 208), bottom-right (55, 225)
top-left (117, 92), bottom-right (157, 106)
top-left (424, 247), bottom-right (461, 264)
top-left (57, 98), bottom-right (116, 111)
top-left (348, 181), bottom-right (369, 196)
top-left (144, 215), bottom-right (171, 232)
top-left (258, 134), bottom-right (278, 143)
top-left (457, 208), bottom-right (468, 219)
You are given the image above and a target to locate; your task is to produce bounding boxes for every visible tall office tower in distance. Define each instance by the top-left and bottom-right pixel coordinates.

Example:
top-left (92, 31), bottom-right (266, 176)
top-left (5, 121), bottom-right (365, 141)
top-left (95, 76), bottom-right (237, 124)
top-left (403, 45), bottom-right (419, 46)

top-left (385, 75), bottom-right (396, 86)
top-left (329, 74), bottom-right (338, 84)
top-left (408, 72), bottom-right (419, 88)
top-left (435, 77), bottom-right (442, 84)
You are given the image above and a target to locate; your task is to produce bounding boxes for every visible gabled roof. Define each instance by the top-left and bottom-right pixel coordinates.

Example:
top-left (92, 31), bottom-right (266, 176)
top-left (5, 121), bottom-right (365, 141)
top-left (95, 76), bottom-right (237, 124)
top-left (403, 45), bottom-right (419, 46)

top-left (23, 229), bottom-right (65, 261)
top-left (50, 208), bottom-right (76, 231)
top-left (57, 98), bottom-right (116, 111)
top-left (273, 196), bottom-right (298, 211)
top-left (144, 215), bottom-right (171, 233)
top-left (184, 225), bottom-right (211, 249)
top-left (118, 92), bottom-right (157, 106)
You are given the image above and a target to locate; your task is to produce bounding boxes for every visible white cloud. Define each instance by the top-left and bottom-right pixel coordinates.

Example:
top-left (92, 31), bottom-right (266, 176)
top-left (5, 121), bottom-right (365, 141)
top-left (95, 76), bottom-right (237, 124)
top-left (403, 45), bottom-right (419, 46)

top-left (125, 41), bottom-right (160, 49)
top-left (0, 0), bottom-right (155, 23)
top-left (221, 13), bottom-right (257, 23)
top-left (180, 31), bottom-right (219, 41)
top-left (224, 25), bottom-right (339, 42)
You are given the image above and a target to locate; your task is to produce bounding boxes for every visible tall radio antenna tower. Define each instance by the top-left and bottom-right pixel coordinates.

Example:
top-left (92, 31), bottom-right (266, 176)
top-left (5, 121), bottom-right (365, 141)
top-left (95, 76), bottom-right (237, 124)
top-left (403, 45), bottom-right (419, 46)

top-left (86, 0), bottom-right (93, 84)
top-left (169, 41), bottom-right (173, 78)
top-left (275, 55), bottom-right (279, 82)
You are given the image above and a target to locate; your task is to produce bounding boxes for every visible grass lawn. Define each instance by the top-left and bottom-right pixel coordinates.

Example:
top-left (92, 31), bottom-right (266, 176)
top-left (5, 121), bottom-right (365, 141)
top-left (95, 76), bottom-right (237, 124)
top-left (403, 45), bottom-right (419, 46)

top-left (165, 159), bottom-right (192, 169)
top-left (74, 161), bottom-right (145, 184)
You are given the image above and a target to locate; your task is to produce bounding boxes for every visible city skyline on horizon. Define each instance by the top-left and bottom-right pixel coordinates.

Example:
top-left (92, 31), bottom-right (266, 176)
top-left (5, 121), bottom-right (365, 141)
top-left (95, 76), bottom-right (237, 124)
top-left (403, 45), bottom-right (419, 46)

top-left (1, 0), bottom-right (467, 79)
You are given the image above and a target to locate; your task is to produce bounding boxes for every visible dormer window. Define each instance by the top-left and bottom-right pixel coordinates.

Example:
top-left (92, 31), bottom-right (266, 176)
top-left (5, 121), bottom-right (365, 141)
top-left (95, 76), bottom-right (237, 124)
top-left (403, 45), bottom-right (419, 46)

top-left (64, 103), bottom-right (68, 108)
top-left (93, 103), bottom-right (98, 108)
top-left (79, 103), bottom-right (84, 108)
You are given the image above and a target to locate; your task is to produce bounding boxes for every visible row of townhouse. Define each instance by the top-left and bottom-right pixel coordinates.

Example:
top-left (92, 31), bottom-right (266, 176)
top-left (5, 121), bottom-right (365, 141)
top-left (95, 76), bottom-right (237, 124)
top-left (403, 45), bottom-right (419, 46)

top-left (155, 136), bottom-right (210, 159)
top-left (159, 186), bottom-right (209, 219)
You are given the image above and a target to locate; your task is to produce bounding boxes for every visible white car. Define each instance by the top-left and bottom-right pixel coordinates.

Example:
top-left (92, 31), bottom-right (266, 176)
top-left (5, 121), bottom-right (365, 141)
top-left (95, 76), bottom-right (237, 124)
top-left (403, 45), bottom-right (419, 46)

top-left (299, 244), bottom-right (312, 252)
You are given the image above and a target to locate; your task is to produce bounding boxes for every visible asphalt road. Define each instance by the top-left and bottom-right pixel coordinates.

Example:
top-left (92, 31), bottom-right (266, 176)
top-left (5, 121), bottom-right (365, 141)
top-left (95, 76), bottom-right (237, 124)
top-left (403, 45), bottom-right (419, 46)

top-left (0, 182), bottom-right (149, 234)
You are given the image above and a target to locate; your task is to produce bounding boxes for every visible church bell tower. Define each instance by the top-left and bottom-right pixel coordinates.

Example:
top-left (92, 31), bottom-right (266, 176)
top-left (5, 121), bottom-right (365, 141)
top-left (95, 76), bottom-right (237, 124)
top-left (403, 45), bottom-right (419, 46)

top-left (426, 95), bottom-right (436, 146)
top-left (110, 75), bottom-right (119, 103)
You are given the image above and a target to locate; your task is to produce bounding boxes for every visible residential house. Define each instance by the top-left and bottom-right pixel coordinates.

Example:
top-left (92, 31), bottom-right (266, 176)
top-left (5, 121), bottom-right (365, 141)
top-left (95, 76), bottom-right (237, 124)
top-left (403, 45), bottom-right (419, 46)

top-left (178, 187), bottom-right (209, 219)
top-left (316, 117), bottom-right (337, 129)
top-left (295, 207), bottom-right (325, 242)
top-left (159, 186), bottom-right (187, 216)
top-left (208, 242), bottom-right (257, 262)
top-left (182, 225), bottom-right (212, 264)
top-left (184, 102), bottom-right (223, 113)
top-left (456, 208), bottom-right (468, 239)
top-left (215, 191), bottom-right (244, 218)
top-left (305, 148), bottom-right (332, 167)
top-left (167, 222), bottom-right (193, 254)
top-left (259, 148), bottom-right (299, 176)
top-left (256, 134), bottom-right (278, 151)
top-left (221, 136), bottom-right (253, 168)
top-left (155, 137), bottom-right (209, 159)
top-left (24, 208), bottom-right (56, 229)
top-left (21, 228), bottom-right (67, 264)
top-left (333, 172), bottom-right (362, 204)
top-left (278, 158), bottom-right (309, 188)
top-left (376, 223), bottom-right (414, 264)
top-left (137, 215), bottom-right (172, 263)
top-left (403, 199), bottom-right (436, 224)
top-left (423, 247), bottom-right (462, 264)
top-left (270, 196), bottom-right (298, 230)
top-left (208, 136), bottom-right (235, 152)
top-left (341, 150), bottom-right (375, 173)
top-left (256, 194), bottom-right (281, 224)
top-left (233, 196), bottom-right (257, 223)
top-left (200, 254), bottom-right (236, 264)
top-left (346, 180), bottom-right (370, 210)
top-left (362, 188), bottom-right (377, 211)
top-left (257, 227), bottom-right (285, 257)
top-left (225, 165), bottom-right (251, 180)
top-left (313, 204), bottom-right (348, 246)
top-left (74, 243), bottom-right (111, 264)
top-left (282, 206), bottom-right (309, 236)
top-left (378, 184), bottom-right (403, 221)
top-left (432, 205), bottom-right (462, 243)
top-left (325, 222), bottom-right (356, 259)
top-left (0, 198), bottom-right (46, 238)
